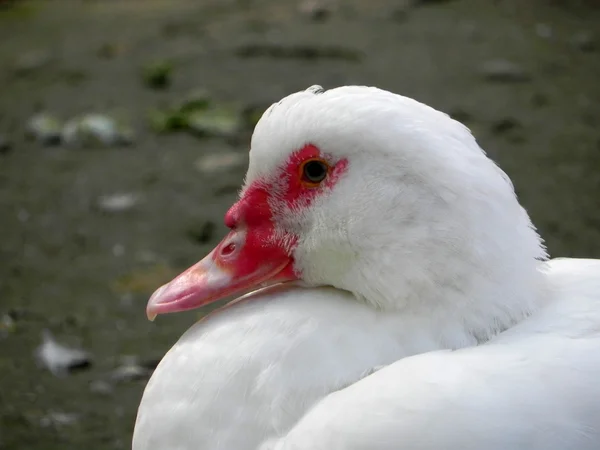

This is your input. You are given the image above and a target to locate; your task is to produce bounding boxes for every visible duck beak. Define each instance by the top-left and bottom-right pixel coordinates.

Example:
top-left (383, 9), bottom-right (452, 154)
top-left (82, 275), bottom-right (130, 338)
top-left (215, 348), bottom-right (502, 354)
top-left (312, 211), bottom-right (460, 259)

top-left (145, 228), bottom-right (296, 321)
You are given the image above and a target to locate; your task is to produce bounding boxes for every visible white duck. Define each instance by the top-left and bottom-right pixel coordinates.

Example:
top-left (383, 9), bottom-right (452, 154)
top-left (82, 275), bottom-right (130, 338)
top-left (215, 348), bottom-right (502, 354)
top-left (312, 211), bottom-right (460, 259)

top-left (133, 85), bottom-right (600, 450)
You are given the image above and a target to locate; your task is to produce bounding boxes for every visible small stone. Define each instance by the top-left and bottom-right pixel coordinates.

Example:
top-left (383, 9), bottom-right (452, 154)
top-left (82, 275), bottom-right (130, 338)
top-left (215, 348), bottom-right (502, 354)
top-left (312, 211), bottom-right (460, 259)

top-left (110, 356), bottom-right (152, 382)
top-left (187, 107), bottom-right (243, 139)
top-left (12, 50), bottom-right (54, 76)
top-left (479, 59), bottom-right (531, 83)
top-left (570, 31), bottom-right (596, 52)
top-left (62, 114), bottom-right (134, 148)
top-left (186, 220), bottom-right (216, 245)
top-left (194, 152), bottom-right (246, 174)
top-left (96, 193), bottom-right (139, 213)
top-left (141, 60), bottom-right (173, 89)
top-left (90, 380), bottom-right (113, 396)
top-left (26, 113), bottom-right (62, 146)
top-left (40, 411), bottom-right (79, 428)
top-left (35, 330), bottom-right (92, 376)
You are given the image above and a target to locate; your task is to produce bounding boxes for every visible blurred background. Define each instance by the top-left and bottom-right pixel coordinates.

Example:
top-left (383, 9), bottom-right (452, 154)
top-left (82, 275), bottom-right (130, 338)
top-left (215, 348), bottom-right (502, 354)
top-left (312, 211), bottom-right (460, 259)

top-left (0, 0), bottom-right (598, 448)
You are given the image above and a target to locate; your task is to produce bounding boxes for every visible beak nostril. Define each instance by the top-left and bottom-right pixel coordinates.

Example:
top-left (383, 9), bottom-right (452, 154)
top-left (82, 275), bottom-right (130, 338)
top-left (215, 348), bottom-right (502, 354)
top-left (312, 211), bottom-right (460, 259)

top-left (221, 242), bottom-right (236, 257)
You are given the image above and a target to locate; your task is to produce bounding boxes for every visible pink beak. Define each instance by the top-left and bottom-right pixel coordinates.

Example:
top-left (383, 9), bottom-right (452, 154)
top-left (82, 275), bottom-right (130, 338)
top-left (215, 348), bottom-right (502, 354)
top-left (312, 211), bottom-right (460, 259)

top-left (146, 227), bottom-right (296, 321)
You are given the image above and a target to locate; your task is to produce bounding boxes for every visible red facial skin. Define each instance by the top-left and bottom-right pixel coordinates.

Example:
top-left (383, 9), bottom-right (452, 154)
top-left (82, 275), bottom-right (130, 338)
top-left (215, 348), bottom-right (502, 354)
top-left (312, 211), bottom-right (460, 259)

top-left (146, 144), bottom-right (348, 320)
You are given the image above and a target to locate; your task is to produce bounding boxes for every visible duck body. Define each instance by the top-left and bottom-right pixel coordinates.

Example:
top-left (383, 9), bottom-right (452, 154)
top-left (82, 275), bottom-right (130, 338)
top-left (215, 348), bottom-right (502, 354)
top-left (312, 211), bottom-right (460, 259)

top-left (135, 258), bottom-right (600, 450)
top-left (133, 287), bottom-right (432, 450)
top-left (267, 258), bottom-right (600, 450)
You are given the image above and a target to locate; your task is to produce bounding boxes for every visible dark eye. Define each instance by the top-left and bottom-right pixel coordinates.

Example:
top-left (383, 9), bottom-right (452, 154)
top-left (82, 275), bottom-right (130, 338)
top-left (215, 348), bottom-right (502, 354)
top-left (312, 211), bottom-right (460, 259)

top-left (301, 159), bottom-right (329, 184)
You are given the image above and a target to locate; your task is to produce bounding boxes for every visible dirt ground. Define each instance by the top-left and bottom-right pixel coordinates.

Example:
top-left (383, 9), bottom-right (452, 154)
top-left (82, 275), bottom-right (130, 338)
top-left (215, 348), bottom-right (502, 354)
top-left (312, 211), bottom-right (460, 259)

top-left (0, 0), bottom-right (598, 448)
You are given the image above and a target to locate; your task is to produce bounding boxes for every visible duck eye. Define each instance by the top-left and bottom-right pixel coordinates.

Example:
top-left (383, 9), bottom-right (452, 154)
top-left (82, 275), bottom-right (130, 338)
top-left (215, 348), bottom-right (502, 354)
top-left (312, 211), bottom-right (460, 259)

top-left (301, 159), bottom-right (329, 185)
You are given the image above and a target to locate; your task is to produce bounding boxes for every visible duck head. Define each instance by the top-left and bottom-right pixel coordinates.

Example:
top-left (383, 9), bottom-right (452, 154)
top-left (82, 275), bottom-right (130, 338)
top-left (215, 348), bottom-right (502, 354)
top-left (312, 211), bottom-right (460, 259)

top-left (147, 85), bottom-right (547, 339)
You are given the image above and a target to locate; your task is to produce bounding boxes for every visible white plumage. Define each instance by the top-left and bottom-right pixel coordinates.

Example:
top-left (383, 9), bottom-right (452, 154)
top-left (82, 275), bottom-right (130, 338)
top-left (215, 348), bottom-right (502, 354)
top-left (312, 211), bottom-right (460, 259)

top-left (133, 86), bottom-right (600, 450)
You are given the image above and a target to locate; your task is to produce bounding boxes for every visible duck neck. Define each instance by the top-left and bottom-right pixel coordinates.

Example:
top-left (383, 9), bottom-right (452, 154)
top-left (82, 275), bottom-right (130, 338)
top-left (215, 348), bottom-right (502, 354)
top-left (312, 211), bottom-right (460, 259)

top-left (337, 203), bottom-right (549, 348)
top-left (350, 248), bottom-right (547, 349)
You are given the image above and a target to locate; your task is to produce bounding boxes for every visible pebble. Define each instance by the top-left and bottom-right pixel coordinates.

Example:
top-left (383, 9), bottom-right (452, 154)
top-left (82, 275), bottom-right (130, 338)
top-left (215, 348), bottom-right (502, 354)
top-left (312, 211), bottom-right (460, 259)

top-left (35, 330), bottom-right (92, 376)
top-left (62, 114), bottom-right (134, 148)
top-left (110, 356), bottom-right (153, 382)
top-left (40, 411), bottom-right (79, 428)
top-left (96, 193), bottom-right (139, 213)
top-left (89, 380), bottom-right (113, 396)
top-left (479, 59), bottom-right (531, 83)
top-left (26, 113), bottom-right (62, 146)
